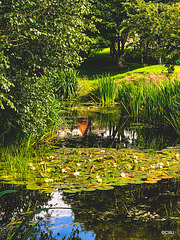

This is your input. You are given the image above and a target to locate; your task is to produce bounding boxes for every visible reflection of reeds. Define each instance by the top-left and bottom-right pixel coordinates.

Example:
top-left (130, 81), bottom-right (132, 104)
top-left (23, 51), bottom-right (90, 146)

top-left (98, 75), bottom-right (117, 106)
top-left (118, 77), bottom-right (180, 133)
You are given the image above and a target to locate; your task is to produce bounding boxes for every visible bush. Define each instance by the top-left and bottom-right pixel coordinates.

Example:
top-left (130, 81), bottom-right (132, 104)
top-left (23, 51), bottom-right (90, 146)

top-left (0, 73), bottom-right (61, 143)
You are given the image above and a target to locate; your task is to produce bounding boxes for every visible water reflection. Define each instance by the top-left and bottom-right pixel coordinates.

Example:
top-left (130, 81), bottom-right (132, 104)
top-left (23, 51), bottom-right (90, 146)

top-left (1, 179), bottom-right (180, 239)
top-left (56, 109), bottom-right (179, 150)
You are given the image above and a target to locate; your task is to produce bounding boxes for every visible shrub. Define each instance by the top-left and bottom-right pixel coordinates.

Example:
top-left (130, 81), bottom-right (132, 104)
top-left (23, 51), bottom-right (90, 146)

top-left (0, 73), bottom-right (61, 143)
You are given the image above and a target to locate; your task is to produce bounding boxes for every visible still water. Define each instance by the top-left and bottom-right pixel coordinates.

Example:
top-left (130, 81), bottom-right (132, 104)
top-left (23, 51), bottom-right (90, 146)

top-left (56, 107), bottom-right (180, 150)
top-left (1, 179), bottom-right (180, 240)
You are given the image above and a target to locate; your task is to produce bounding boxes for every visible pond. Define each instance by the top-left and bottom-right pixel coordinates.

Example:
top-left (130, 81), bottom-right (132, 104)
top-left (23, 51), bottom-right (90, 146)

top-left (0, 107), bottom-right (180, 239)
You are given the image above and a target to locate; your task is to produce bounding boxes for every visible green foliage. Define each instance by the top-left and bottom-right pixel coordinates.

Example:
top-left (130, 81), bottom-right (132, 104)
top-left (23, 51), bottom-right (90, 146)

top-left (0, 73), bottom-right (63, 142)
top-left (122, 0), bottom-right (180, 68)
top-left (47, 68), bottom-right (78, 100)
top-left (91, 0), bottom-right (128, 60)
top-left (97, 75), bottom-right (117, 106)
top-left (0, 52), bottom-right (15, 110)
top-left (162, 3), bottom-right (180, 70)
top-left (0, 0), bottom-right (95, 143)
top-left (0, 0), bottom-right (94, 74)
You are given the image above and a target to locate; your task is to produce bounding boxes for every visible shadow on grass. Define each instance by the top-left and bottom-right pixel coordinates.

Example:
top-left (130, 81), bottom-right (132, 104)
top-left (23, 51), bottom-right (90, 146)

top-left (78, 50), bottom-right (143, 80)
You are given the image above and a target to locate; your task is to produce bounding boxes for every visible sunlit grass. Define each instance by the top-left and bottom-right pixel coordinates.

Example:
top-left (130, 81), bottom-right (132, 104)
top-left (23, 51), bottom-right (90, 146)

top-left (112, 65), bottom-right (180, 80)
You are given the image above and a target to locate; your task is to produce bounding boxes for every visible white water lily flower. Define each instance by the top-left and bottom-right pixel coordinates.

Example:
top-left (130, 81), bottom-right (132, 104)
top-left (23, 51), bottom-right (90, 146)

top-left (176, 154), bottom-right (180, 158)
top-left (158, 162), bottom-right (164, 168)
top-left (74, 171), bottom-right (80, 176)
top-left (134, 155), bottom-right (138, 159)
top-left (29, 163), bottom-right (36, 170)
top-left (77, 163), bottom-right (81, 167)
top-left (121, 173), bottom-right (126, 177)
top-left (44, 178), bottom-right (53, 183)
top-left (97, 178), bottom-right (102, 183)
top-left (113, 163), bottom-right (117, 168)
top-left (62, 168), bottom-right (66, 173)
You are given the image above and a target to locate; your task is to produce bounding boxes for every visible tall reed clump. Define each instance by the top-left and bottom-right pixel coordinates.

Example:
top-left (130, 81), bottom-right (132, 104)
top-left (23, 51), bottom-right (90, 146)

top-left (47, 67), bottom-right (78, 100)
top-left (98, 75), bottom-right (117, 107)
top-left (118, 77), bottom-right (180, 130)
top-left (166, 95), bottom-right (180, 135)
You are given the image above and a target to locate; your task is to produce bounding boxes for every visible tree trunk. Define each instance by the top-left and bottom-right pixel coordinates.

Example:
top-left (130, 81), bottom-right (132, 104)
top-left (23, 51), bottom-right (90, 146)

top-left (159, 56), bottom-right (162, 65)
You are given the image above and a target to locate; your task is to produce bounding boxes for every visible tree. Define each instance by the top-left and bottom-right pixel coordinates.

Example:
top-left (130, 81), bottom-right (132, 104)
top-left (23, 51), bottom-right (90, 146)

top-left (0, 0), bottom-right (95, 140)
top-left (0, 0), bottom-right (94, 76)
top-left (122, 0), bottom-right (166, 64)
top-left (122, 0), bottom-right (180, 68)
top-left (162, 2), bottom-right (180, 71)
top-left (91, 0), bottom-right (128, 62)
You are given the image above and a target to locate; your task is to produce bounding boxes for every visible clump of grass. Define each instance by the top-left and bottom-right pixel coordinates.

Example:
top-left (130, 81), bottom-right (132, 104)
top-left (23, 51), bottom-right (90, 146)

top-left (98, 75), bottom-right (117, 107)
top-left (1, 146), bottom-right (38, 181)
top-left (118, 77), bottom-right (180, 130)
top-left (48, 68), bottom-right (78, 100)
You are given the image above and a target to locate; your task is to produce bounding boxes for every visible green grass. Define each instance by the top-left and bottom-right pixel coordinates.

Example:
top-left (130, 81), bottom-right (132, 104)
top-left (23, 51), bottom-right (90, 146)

top-left (112, 65), bottom-right (180, 80)
top-left (78, 48), bottom-right (143, 80)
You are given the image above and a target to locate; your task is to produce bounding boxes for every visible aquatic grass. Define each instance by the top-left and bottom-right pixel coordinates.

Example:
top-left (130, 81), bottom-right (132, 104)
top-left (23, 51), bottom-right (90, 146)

top-left (118, 77), bottom-right (180, 131)
top-left (98, 75), bottom-right (118, 107)
top-left (1, 146), bottom-right (36, 181)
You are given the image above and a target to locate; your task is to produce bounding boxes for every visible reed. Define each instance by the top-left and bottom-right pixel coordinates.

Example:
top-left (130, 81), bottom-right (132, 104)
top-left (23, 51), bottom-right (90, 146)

top-left (118, 77), bottom-right (180, 131)
top-left (97, 75), bottom-right (117, 106)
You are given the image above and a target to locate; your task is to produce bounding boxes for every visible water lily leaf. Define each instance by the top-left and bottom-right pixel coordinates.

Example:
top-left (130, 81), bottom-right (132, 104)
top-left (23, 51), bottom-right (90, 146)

top-left (63, 189), bottom-right (81, 193)
top-left (158, 174), bottom-right (174, 179)
top-left (81, 188), bottom-right (96, 192)
top-left (96, 186), bottom-right (114, 190)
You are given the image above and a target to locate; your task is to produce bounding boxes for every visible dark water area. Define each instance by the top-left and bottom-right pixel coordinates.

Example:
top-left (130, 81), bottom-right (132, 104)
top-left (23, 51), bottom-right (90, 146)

top-left (0, 179), bottom-right (180, 239)
top-left (56, 107), bottom-right (180, 150)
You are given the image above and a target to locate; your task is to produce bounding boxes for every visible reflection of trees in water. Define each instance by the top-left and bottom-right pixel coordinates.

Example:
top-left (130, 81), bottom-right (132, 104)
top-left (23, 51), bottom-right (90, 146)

top-left (59, 112), bottom-right (179, 149)
top-left (0, 184), bottom-right (52, 239)
top-left (35, 227), bottom-right (82, 240)
top-left (0, 184), bottom-right (90, 240)
top-left (0, 184), bottom-right (52, 226)
top-left (62, 180), bottom-right (180, 240)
